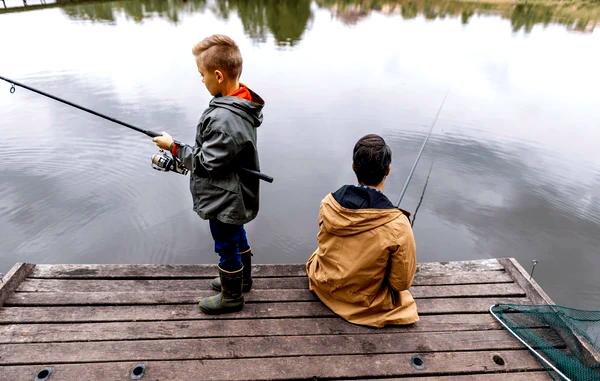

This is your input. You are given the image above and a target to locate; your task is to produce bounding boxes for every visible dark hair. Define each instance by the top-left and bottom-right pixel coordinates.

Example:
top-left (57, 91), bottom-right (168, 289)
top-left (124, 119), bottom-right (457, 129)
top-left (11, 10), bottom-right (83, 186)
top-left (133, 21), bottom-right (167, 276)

top-left (352, 134), bottom-right (392, 186)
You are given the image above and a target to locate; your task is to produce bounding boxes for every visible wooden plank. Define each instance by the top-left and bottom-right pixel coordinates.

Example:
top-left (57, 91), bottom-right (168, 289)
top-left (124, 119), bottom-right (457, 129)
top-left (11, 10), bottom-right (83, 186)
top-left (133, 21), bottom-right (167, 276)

top-left (0, 297), bottom-right (529, 323)
top-left (30, 263), bottom-right (307, 279)
top-left (5, 283), bottom-right (525, 306)
top-left (0, 263), bottom-right (34, 307)
top-left (0, 314), bottom-right (513, 344)
top-left (498, 258), bottom-right (553, 304)
top-left (16, 271), bottom-right (514, 292)
top-left (0, 329), bottom-right (559, 365)
top-left (0, 350), bottom-right (545, 380)
top-left (346, 373), bottom-right (552, 380)
top-left (416, 258), bottom-right (503, 273)
top-left (499, 257), bottom-right (600, 366)
top-left (29, 259), bottom-right (503, 279)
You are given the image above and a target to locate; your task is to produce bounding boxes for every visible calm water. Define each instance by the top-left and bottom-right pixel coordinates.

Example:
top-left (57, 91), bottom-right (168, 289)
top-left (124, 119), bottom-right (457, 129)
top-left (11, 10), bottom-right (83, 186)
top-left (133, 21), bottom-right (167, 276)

top-left (0, 0), bottom-right (599, 309)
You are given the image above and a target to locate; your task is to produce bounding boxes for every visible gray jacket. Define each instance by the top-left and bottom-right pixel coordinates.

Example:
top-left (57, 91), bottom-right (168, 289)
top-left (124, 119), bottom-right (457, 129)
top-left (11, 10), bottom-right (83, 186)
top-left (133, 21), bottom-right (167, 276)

top-left (176, 88), bottom-right (264, 224)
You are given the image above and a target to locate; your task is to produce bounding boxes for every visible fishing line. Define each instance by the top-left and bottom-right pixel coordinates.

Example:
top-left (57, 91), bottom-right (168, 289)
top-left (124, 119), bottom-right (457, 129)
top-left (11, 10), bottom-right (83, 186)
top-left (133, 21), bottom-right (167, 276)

top-left (410, 161), bottom-right (434, 227)
top-left (0, 75), bottom-right (273, 182)
top-left (395, 92), bottom-right (448, 212)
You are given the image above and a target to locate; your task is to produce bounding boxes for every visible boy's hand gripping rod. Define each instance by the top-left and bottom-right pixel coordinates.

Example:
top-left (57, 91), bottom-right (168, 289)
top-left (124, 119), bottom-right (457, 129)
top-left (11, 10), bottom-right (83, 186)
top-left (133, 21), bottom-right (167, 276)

top-left (0, 75), bottom-right (274, 183)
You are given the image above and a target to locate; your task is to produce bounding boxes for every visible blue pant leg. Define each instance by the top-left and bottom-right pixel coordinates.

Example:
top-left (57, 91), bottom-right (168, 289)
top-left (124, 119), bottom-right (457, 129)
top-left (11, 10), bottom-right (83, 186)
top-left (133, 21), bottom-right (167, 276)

top-left (208, 219), bottom-right (243, 272)
top-left (238, 226), bottom-right (250, 253)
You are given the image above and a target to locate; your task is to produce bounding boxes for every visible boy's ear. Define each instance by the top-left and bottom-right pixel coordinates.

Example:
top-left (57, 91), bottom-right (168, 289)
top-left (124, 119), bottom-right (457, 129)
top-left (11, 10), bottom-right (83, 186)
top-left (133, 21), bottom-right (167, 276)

top-left (215, 69), bottom-right (224, 83)
top-left (384, 165), bottom-right (390, 176)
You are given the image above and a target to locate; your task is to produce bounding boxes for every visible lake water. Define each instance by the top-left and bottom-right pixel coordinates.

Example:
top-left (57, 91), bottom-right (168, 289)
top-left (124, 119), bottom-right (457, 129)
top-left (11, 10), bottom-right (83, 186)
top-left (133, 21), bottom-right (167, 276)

top-left (0, 0), bottom-right (599, 309)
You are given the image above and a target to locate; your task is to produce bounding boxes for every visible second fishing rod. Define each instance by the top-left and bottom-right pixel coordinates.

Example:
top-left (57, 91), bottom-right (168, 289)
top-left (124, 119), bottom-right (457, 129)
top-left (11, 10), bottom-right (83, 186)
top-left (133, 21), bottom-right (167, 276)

top-left (0, 75), bottom-right (274, 183)
top-left (396, 92), bottom-right (448, 225)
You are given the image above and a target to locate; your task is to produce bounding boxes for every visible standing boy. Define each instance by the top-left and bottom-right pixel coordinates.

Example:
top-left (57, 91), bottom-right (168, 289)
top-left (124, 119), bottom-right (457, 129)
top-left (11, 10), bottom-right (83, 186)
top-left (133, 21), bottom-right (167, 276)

top-left (306, 134), bottom-right (418, 328)
top-left (153, 34), bottom-right (264, 314)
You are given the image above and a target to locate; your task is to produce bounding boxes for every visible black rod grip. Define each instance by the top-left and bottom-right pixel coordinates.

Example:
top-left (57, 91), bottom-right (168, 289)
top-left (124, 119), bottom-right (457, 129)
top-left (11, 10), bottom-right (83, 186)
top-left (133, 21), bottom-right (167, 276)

top-left (240, 167), bottom-right (274, 183)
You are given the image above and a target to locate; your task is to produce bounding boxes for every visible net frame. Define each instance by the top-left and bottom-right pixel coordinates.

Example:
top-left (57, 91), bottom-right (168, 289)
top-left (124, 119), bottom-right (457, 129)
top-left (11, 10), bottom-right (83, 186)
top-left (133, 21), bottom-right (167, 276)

top-left (490, 304), bottom-right (572, 381)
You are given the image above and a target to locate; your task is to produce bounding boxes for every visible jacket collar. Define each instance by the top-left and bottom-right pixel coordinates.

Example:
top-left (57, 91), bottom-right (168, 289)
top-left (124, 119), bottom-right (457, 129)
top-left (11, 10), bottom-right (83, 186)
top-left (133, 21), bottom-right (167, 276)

top-left (332, 185), bottom-right (411, 218)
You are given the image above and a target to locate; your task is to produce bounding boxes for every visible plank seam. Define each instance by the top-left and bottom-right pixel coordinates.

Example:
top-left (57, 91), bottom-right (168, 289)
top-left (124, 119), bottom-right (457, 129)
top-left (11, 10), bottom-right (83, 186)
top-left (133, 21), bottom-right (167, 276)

top-left (329, 369), bottom-right (550, 380)
top-left (4, 292), bottom-right (527, 307)
top-left (0, 312), bottom-right (515, 326)
top-left (26, 269), bottom-right (507, 280)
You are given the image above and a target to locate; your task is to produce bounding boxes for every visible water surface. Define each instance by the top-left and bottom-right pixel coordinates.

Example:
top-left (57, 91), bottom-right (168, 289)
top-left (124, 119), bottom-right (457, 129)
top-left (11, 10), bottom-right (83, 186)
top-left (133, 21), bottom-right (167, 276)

top-left (1, 0), bottom-right (599, 309)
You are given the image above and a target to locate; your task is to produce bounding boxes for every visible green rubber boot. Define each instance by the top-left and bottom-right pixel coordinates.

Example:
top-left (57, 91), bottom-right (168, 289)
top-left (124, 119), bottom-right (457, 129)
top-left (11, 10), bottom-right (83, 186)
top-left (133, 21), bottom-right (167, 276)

top-left (210, 251), bottom-right (253, 292)
top-left (199, 266), bottom-right (244, 315)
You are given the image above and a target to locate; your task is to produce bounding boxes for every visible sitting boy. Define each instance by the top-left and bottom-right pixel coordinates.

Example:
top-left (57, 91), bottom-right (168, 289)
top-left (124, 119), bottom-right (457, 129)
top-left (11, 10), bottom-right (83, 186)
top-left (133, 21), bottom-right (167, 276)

top-left (306, 134), bottom-right (418, 328)
top-left (153, 35), bottom-right (264, 314)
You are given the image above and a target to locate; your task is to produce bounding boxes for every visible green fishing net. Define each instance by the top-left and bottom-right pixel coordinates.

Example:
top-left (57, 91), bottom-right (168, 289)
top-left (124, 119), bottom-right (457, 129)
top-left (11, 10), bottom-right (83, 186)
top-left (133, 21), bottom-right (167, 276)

top-left (491, 304), bottom-right (600, 381)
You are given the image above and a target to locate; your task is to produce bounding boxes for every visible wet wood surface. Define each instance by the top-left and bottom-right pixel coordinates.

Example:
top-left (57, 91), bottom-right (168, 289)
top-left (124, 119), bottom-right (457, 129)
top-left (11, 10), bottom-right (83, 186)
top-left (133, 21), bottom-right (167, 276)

top-left (0, 258), bottom-right (553, 380)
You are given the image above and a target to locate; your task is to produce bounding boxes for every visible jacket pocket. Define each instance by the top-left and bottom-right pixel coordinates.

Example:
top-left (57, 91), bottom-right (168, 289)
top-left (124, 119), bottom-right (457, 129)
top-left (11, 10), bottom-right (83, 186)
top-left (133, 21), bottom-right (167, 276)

top-left (206, 173), bottom-right (240, 194)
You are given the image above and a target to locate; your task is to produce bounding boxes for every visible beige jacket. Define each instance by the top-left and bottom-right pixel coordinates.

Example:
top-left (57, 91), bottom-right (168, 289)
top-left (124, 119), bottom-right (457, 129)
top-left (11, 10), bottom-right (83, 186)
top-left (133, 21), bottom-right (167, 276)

top-left (306, 193), bottom-right (418, 328)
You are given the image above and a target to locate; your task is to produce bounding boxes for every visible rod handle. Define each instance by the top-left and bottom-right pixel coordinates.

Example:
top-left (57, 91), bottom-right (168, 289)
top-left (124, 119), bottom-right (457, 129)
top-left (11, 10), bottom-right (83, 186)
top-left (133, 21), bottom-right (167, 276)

top-left (240, 167), bottom-right (274, 183)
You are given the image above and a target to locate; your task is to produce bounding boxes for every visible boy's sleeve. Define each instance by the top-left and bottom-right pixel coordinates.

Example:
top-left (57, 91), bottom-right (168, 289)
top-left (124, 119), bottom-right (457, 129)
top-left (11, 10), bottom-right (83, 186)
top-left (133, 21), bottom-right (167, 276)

top-left (174, 143), bottom-right (195, 171)
top-left (388, 222), bottom-right (417, 292)
top-left (193, 118), bottom-right (242, 177)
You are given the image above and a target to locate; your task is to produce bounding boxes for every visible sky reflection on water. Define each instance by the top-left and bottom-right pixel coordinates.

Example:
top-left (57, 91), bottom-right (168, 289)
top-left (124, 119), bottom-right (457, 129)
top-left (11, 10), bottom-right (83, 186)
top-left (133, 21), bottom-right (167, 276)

top-left (0, 0), bottom-right (599, 309)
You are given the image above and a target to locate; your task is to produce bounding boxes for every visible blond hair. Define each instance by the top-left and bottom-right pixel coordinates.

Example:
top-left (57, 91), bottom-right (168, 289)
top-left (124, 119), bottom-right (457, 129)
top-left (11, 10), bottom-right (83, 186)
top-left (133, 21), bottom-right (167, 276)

top-left (192, 34), bottom-right (243, 79)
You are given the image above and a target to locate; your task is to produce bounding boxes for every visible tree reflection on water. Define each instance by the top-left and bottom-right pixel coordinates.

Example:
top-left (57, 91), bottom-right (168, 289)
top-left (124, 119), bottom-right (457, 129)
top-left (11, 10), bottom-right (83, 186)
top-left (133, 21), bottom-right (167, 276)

top-left (2, 0), bottom-right (597, 44)
top-left (318, 0), bottom-right (599, 32)
top-left (211, 0), bottom-right (312, 46)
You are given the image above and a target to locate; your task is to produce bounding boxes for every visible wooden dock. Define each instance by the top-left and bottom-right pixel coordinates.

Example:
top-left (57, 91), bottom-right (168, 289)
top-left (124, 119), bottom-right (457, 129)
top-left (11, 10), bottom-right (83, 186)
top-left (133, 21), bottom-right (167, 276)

top-left (0, 258), bottom-right (555, 380)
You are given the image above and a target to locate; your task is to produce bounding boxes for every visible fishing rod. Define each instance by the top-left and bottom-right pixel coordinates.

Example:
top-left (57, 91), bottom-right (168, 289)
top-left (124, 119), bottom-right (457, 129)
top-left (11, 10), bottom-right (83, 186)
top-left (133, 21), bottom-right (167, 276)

top-left (0, 75), bottom-right (274, 183)
top-left (395, 92), bottom-right (448, 209)
top-left (410, 161), bottom-right (434, 227)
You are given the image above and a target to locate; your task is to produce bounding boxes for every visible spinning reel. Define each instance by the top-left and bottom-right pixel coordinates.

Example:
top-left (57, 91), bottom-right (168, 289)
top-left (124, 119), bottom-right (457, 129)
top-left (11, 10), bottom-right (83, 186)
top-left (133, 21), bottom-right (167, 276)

top-left (151, 150), bottom-right (188, 175)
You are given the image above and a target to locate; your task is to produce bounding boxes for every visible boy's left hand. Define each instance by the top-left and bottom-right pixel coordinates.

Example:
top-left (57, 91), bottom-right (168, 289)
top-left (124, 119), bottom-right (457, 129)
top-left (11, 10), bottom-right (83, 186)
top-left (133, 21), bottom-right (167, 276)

top-left (153, 132), bottom-right (174, 151)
